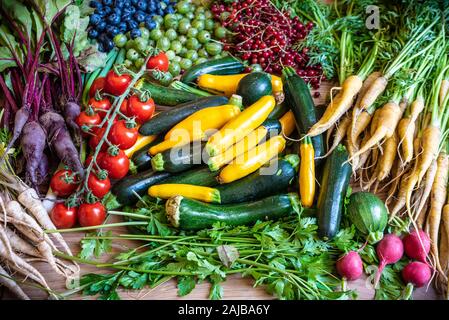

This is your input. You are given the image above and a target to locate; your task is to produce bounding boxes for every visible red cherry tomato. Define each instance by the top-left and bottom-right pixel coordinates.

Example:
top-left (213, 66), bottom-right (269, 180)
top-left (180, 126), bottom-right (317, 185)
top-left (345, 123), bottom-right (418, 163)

top-left (89, 127), bottom-right (108, 151)
top-left (50, 169), bottom-right (79, 197)
top-left (127, 95), bottom-right (155, 124)
top-left (50, 203), bottom-right (78, 229)
top-left (88, 96), bottom-right (111, 119)
top-left (85, 153), bottom-right (105, 169)
top-left (89, 77), bottom-right (106, 97)
top-left (78, 202), bottom-right (106, 227)
top-left (120, 98), bottom-right (130, 117)
top-left (105, 70), bottom-right (132, 96)
top-left (146, 52), bottom-right (169, 72)
top-left (108, 120), bottom-right (138, 149)
top-left (76, 110), bottom-right (101, 137)
top-left (98, 150), bottom-right (130, 179)
top-left (87, 173), bottom-right (111, 198)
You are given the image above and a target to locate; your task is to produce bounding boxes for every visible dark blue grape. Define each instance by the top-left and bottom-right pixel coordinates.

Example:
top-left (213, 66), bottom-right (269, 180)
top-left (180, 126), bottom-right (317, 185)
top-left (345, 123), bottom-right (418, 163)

top-left (89, 1), bottom-right (102, 9)
top-left (134, 11), bottom-right (145, 23)
top-left (97, 21), bottom-right (107, 31)
top-left (104, 39), bottom-right (115, 51)
top-left (127, 20), bottom-right (138, 30)
top-left (98, 32), bottom-right (109, 43)
top-left (118, 22), bottom-right (127, 33)
top-left (103, 6), bottom-right (112, 15)
top-left (136, 0), bottom-right (147, 11)
top-left (128, 6), bottom-right (136, 14)
top-left (157, 8), bottom-right (164, 15)
top-left (163, 0), bottom-right (170, 4)
top-left (95, 7), bottom-right (106, 16)
top-left (98, 42), bottom-right (105, 52)
top-left (107, 26), bottom-right (120, 37)
top-left (103, 0), bottom-right (113, 6)
top-left (121, 13), bottom-right (131, 22)
top-left (115, 0), bottom-right (125, 8)
top-left (112, 8), bottom-right (122, 16)
top-left (165, 6), bottom-right (174, 14)
top-left (88, 28), bottom-right (99, 39)
top-left (148, 3), bottom-right (156, 12)
top-left (130, 28), bottom-right (141, 39)
top-left (89, 13), bottom-right (101, 25)
top-left (107, 13), bottom-right (121, 25)
top-left (144, 20), bottom-right (157, 30)
top-left (130, 0), bottom-right (138, 5)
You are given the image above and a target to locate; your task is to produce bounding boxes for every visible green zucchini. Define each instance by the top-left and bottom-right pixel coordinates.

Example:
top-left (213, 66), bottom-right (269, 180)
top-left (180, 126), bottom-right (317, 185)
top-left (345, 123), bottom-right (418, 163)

top-left (162, 167), bottom-right (219, 187)
top-left (236, 72), bottom-right (273, 106)
top-left (166, 193), bottom-right (300, 230)
top-left (282, 67), bottom-right (325, 163)
top-left (131, 136), bottom-right (164, 172)
top-left (139, 96), bottom-right (228, 136)
top-left (260, 118), bottom-right (282, 136)
top-left (267, 101), bottom-right (289, 120)
top-left (216, 155), bottom-right (298, 204)
top-left (151, 142), bottom-right (207, 173)
top-left (135, 79), bottom-right (200, 106)
top-left (109, 170), bottom-right (172, 208)
top-left (317, 144), bottom-right (352, 240)
top-left (181, 56), bottom-right (245, 84)
top-left (347, 192), bottom-right (388, 244)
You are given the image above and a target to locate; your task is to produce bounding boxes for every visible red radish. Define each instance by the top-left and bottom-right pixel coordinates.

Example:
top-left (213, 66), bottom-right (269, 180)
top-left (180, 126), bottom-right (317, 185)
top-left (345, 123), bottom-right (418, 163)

top-left (374, 234), bottom-right (404, 287)
top-left (403, 229), bottom-right (431, 263)
top-left (336, 251), bottom-right (363, 281)
top-left (402, 261), bottom-right (431, 288)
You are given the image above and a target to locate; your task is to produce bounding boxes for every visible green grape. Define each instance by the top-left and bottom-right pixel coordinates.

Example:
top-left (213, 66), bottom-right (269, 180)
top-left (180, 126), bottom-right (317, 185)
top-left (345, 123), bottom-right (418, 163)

top-left (205, 42), bottom-right (223, 56)
top-left (165, 28), bottom-right (178, 41)
top-left (198, 30), bottom-right (211, 44)
top-left (180, 47), bottom-right (188, 57)
top-left (150, 29), bottom-right (163, 41)
top-left (204, 19), bottom-right (214, 31)
top-left (186, 37), bottom-right (200, 50)
top-left (194, 57), bottom-right (208, 65)
top-left (165, 50), bottom-right (176, 60)
top-left (164, 14), bottom-right (179, 29)
top-left (185, 49), bottom-right (198, 61)
top-left (134, 57), bottom-right (145, 69)
top-left (195, 13), bottom-right (206, 21)
top-left (125, 39), bottom-right (135, 50)
top-left (195, 6), bottom-right (205, 14)
top-left (169, 62), bottom-right (181, 76)
top-left (153, 15), bottom-right (163, 24)
top-left (139, 27), bottom-right (150, 40)
top-left (170, 40), bottom-right (183, 54)
top-left (178, 35), bottom-right (187, 44)
top-left (221, 51), bottom-right (229, 57)
top-left (214, 26), bottom-right (227, 39)
top-left (176, 1), bottom-right (191, 14)
top-left (157, 37), bottom-right (171, 51)
top-left (204, 11), bottom-right (213, 19)
top-left (250, 64), bottom-right (263, 72)
top-left (159, 72), bottom-right (173, 86)
top-left (126, 48), bottom-right (140, 61)
top-left (180, 58), bottom-right (193, 70)
top-left (124, 59), bottom-right (133, 68)
top-left (114, 34), bottom-right (127, 48)
top-left (187, 28), bottom-right (198, 38)
top-left (178, 19), bottom-right (191, 34)
top-left (173, 56), bottom-right (182, 63)
top-left (198, 48), bottom-right (209, 58)
top-left (134, 37), bottom-right (148, 52)
top-left (148, 39), bottom-right (155, 47)
top-left (185, 12), bottom-right (195, 20)
top-left (191, 19), bottom-right (205, 31)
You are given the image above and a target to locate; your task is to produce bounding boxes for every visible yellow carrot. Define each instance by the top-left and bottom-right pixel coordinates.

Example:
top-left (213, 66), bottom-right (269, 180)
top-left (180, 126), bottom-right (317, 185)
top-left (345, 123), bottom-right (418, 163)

top-left (206, 95), bottom-right (276, 156)
top-left (439, 79), bottom-right (449, 108)
top-left (397, 117), bottom-right (415, 164)
top-left (148, 184), bottom-right (221, 203)
top-left (322, 113), bottom-right (351, 158)
top-left (415, 159), bottom-right (438, 221)
top-left (279, 110), bottom-right (296, 136)
top-left (377, 132), bottom-right (398, 181)
top-left (358, 75), bottom-right (388, 111)
top-left (299, 136), bottom-right (315, 208)
top-left (416, 125), bottom-right (441, 187)
top-left (307, 75), bottom-right (363, 137)
top-left (218, 135), bottom-right (286, 184)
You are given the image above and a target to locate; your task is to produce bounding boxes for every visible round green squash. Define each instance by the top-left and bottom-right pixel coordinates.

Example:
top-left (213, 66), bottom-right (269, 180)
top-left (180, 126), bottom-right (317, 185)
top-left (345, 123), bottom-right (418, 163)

top-left (347, 192), bottom-right (388, 244)
top-left (236, 72), bottom-right (273, 106)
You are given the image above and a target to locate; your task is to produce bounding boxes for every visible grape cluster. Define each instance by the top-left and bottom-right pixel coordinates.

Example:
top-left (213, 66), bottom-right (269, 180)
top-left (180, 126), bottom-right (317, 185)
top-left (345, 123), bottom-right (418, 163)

top-left (87, 0), bottom-right (176, 52)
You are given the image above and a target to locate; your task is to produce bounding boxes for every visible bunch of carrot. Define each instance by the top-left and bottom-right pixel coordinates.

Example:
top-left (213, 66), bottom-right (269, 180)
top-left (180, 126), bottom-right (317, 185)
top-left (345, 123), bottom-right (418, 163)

top-left (0, 148), bottom-right (76, 299)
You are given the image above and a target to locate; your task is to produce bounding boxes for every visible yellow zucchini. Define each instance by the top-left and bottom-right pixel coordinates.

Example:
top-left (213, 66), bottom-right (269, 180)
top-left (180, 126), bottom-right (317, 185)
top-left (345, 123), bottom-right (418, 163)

top-left (279, 110), bottom-right (296, 136)
top-left (124, 134), bottom-right (157, 158)
top-left (206, 95), bottom-right (276, 156)
top-left (299, 136), bottom-right (315, 208)
top-left (197, 74), bottom-right (283, 97)
top-left (218, 135), bottom-right (286, 184)
top-left (148, 184), bottom-right (221, 203)
top-left (149, 104), bottom-right (241, 155)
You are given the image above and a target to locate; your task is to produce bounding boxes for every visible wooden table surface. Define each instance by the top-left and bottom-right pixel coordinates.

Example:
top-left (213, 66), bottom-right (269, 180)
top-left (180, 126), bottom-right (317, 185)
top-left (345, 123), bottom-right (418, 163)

top-left (0, 83), bottom-right (441, 300)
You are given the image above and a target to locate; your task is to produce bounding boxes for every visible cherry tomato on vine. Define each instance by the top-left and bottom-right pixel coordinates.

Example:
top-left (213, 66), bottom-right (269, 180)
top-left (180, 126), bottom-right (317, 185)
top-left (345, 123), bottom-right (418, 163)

top-left (89, 77), bottom-right (106, 97)
top-left (50, 169), bottom-right (79, 197)
top-left (146, 52), bottom-right (169, 72)
top-left (87, 173), bottom-right (111, 198)
top-left (50, 203), bottom-right (78, 229)
top-left (85, 153), bottom-right (105, 169)
top-left (120, 98), bottom-right (130, 117)
top-left (88, 96), bottom-right (111, 119)
top-left (78, 202), bottom-right (106, 227)
top-left (89, 127), bottom-right (108, 151)
top-left (127, 94), bottom-right (155, 124)
top-left (108, 120), bottom-right (138, 149)
top-left (98, 150), bottom-right (130, 179)
top-left (76, 110), bottom-right (101, 137)
top-left (105, 70), bottom-right (132, 96)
